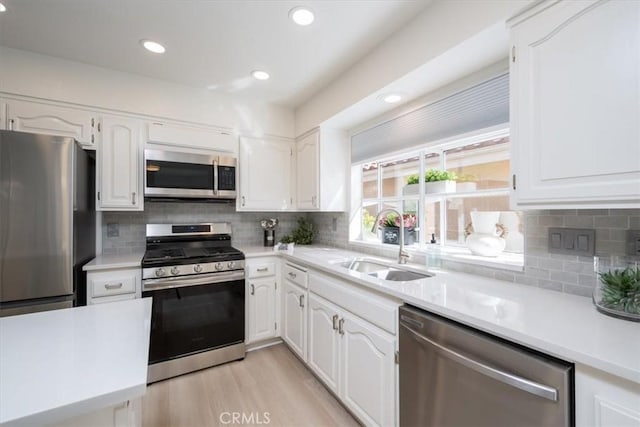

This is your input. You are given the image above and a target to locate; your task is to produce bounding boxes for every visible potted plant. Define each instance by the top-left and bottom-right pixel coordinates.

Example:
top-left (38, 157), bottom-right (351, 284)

top-left (378, 213), bottom-right (417, 245)
top-left (280, 217), bottom-right (317, 245)
top-left (402, 170), bottom-right (457, 195)
top-left (593, 265), bottom-right (640, 321)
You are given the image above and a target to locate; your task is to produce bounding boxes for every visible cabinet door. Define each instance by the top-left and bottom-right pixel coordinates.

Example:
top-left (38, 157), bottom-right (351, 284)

top-left (98, 115), bottom-right (143, 210)
top-left (510, 1), bottom-right (640, 208)
top-left (296, 130), bottom-right (319, 210)
top-left (5, 99), bottom-right (96, 148)
top-left (147, 122), bottom-right (236, 154)
top-left (282, 280), bottom-right (306, 360)
top-left (239, 136), bottom-right (294, 211)
top-left (308, 293), bottom-right (341, 395)
top-left (340, 311), bottom-right (396, 427)
top-left (247, 278), bottom-right (276, 343)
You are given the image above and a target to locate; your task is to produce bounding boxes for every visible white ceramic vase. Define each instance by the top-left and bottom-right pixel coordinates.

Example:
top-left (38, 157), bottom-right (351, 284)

top-left (499, 211), bottom-right (523, 253)
top-left (466, 211), bottom-right (506, 257)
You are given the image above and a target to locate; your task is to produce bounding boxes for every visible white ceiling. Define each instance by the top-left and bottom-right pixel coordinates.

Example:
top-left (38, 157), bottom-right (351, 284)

top-left (0, 0), bottom-right (431, 108)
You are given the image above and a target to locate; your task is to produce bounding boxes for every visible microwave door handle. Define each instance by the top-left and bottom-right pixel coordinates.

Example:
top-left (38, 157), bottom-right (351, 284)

top-left (213, 158), bottom-right (218, 195)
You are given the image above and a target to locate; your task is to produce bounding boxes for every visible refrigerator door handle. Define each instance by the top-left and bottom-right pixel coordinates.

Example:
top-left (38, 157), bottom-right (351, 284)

top-left (400, 322), bottom-right (559, 402)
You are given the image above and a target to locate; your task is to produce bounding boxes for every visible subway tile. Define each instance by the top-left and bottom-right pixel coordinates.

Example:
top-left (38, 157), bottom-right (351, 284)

top-left (539, 280), bottom-right (563, 292)
top-left (549, 270), bottom-right (578, 284)
top-left (563, 216), bottom-right (595, 228)
top-left (538, 216), bottom-right (564, 227)
top-left (610, 208), bottom-right (640, 216)
top-left (515, 275), bottom-right (539, 287)
top-left (549, 209), bottom-right (577, 216)
top-left (562, 284), bottom-right (592, 298)
top-left (525, 267), bottom-right (550, 279)
top-left (594, 216), bottom-right (629, 229)
top-left (577, 209), bottom-right (609, 216)
top-left (494, 272), bottom-right (515, 283)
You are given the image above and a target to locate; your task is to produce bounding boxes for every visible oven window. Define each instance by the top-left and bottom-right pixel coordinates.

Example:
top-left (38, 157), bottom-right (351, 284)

top-left (217, 166), bottom-right (236, 191)
top-left (146, 160), bottom-right (213, 189)
top-left (144, 279), bottom-right (245, 364)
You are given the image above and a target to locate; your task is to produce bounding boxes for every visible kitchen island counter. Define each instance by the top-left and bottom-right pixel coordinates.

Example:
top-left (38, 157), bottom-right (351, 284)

top-left (241, 245), bottom-right (640, 385)
top-left (0, 298), bottom-right (152, 426)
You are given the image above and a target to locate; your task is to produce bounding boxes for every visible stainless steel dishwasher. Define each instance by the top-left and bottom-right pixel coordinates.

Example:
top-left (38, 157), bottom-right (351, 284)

top-left (399, 305), bottom-right (574, 427)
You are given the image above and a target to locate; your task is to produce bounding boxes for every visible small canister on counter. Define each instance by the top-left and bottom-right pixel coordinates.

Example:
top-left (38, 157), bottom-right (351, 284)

top-left (260, 218), bottom-right (278, 247)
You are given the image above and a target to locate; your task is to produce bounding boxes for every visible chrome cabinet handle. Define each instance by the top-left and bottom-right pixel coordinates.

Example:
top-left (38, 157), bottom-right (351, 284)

top-left (332, 314), bottom-right (339, 331)
top-left (250, 284), bottom-right (255, 295)
top-left (104, 282), bottom-right (123, 290)
top-left (400, 323), bottom-right (559, 402)
top-left (299, 295), bottom-right (304, 308)
top-left (8, 119), bottom-right (15, 131)
top-left (131, 192), bottom-right (136, 205)
top-left (288, 272), bottom-right (297, 279)
top-left (338, 318), bottom-right (344, 335)
top-left (257, 267), bottom-right (268, 272)
top-left (242, 196), bottom-right (246, 207)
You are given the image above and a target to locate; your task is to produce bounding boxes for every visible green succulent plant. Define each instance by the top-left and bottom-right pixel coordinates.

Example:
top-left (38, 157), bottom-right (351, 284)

top-left (406, 169), bottom-right (457, 184)
top-left (280, 217), bottom-right (317, 245)
top-left (598, 266), bottom-right (640, 315)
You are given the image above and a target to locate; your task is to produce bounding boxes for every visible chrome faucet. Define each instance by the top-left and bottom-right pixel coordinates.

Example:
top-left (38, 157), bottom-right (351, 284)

top-left (371, 208), bottom-right (410, 264)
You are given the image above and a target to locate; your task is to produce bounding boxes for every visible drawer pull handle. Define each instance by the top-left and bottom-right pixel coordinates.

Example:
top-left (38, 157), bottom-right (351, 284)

top-left (332, 314), bottom-right (339, 331)
top-left (251, 284), bottom-right (255, 295)
top-left (288, 272), bottom-right (297, 278)
top-left (104, 283), bottom-right (123, 290)
top-left (338, 318), bottom-right (344, 335)
top-left (299, 295), bottom-right (304, 308)
top-left (257, 267), bottom-right (269, 272)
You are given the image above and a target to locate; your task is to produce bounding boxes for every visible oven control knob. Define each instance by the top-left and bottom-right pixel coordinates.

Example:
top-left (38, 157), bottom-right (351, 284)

top-left (171, 267), bottom-right (180, 276)
top-left (215, 262), bottom-right (224, 271)
top-left (227, 261), bottom-right (236, 269)
top-left (194, 264), bottom-right (203, 273)
top-left (155, 268), bottom-right (166, 277)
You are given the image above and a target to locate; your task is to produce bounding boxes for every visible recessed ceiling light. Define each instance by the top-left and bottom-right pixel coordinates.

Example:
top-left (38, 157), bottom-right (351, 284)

top-left (382, 94), bottom-right (403, 104)
top-left (289, 6), bottom-right (314, 26)
top-left (141, 40), bottom-right (166, 54)
top-left (0, 3), bottom-right (7, 12)
top-left (252, 70), bottom-right (270, 80)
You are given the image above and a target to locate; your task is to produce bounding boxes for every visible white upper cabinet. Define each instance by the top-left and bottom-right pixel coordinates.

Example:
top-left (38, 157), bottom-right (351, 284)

top-left (147, 122), bottom-right (236, 154)
top-left (295, 127), bottom-right (348, 211)
top-left (238, 136), bottom-right (294, 211)
top-left (4, 98), bottom-right (97, 149)
top-left (97, 115), bottom-right (143, 211)
top-left (508, 0), bottom-right (640, 209)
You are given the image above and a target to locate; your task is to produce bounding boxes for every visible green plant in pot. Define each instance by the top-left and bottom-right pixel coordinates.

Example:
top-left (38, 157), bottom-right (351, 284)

top-left (595, 266), bottom-right (640, 320)
top-left (280, 217), bottom-right (317, 245)
top-left (378, 213), bottom-right (417, 245)
top-left (424, 169), bottom-right (457, 183)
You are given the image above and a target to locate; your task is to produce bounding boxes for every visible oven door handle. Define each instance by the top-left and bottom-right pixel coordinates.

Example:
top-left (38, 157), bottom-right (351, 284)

top-left (143, 271), bottom-right (245, 292)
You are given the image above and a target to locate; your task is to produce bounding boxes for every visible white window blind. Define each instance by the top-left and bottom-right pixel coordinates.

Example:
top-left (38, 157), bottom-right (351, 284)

top-left (351, 73), bottom-right (509, 163)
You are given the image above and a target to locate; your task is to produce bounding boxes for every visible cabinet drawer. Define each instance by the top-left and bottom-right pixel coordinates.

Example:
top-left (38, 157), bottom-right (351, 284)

top-left (89, 270), bottom-right (137, 298)
top-left (248, 262), bottom-right (276, 278)
top-left (283, 263), bottom-right (308, 288)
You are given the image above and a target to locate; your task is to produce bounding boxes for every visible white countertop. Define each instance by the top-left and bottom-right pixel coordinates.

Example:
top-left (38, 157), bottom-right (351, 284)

top-left (0, 298), bottom-right (152, 426)
top-left (241, 245), bottom-right (640, 384)
top-left (83, 252), bottom-right (144, 271)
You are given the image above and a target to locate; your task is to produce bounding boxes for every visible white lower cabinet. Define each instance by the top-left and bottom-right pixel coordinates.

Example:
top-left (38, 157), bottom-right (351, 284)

top-left (86, 267), bottom-right (140, 305)
top-left (282, 279), bottom-right (307, 360)
top-left (575, 364), bottom-right (640, 427)
top-left (247, 277), bottom-right (277, 343)
top-left (307, 271), bottom-right (399, 427)
top-left (308, 292), bottom-right (396, 427)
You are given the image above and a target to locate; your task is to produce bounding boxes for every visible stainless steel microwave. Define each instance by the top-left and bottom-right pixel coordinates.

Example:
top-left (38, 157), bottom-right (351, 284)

top-left (144, 149), bottom-right (236, 200)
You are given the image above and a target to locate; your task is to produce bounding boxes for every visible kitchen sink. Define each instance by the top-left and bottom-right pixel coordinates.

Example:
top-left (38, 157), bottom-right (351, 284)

top-left (335, 258), bottom-right (433, 282)
top-left (368, 269), bottom-right (431, 281)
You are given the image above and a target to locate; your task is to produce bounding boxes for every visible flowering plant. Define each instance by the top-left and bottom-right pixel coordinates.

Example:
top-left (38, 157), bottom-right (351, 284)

top-left (378, 213), bottom-right (417, 229)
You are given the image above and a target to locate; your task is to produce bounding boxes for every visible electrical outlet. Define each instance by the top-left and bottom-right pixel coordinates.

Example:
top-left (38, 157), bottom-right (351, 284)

top-left (107, 223), bottom-right (119, 238)
top-left (627, 230), bottom-right (640, 256)
top-left (548, 228), bottom-right (595, 256)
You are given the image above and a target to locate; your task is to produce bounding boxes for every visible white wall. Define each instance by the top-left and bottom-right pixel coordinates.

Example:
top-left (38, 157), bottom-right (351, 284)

top-left (0, 47), bottom-right (295, 138)
top-left (294, 0), bottom-right (530, 136)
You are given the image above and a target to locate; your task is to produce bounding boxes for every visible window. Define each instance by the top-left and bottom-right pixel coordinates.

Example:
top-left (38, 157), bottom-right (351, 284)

top-left (352, 128), bottom-right (523, 260)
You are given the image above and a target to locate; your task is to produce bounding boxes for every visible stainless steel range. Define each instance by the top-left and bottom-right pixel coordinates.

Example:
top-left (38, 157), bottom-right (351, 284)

top-left (142, 223), bottom-right (245, 383)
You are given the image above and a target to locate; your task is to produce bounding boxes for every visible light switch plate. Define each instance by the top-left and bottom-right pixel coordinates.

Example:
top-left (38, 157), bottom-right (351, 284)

top-left (627, 230), bottom-right (640, 256)
top-left (548, 228), bottom-right (595, 256)
top-left (107, 223), bottom-right (119, 238)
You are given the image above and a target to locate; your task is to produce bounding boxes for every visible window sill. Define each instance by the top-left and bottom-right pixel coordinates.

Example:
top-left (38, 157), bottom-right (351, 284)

top-left (348, 240), bottom-right (524, 272)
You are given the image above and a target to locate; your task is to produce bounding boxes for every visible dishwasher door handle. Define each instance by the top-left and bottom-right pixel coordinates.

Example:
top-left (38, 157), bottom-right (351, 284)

top-left (400, 323), bottom-right (559, 402)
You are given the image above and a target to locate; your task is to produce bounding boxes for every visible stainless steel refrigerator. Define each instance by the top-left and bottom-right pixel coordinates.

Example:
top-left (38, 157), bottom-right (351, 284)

top-left (0, 130), bottom-right (95, 316)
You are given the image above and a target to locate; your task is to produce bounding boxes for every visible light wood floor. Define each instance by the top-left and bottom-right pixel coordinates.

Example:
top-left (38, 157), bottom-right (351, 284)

top-left (142, 344), bottom-right (360, 427)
